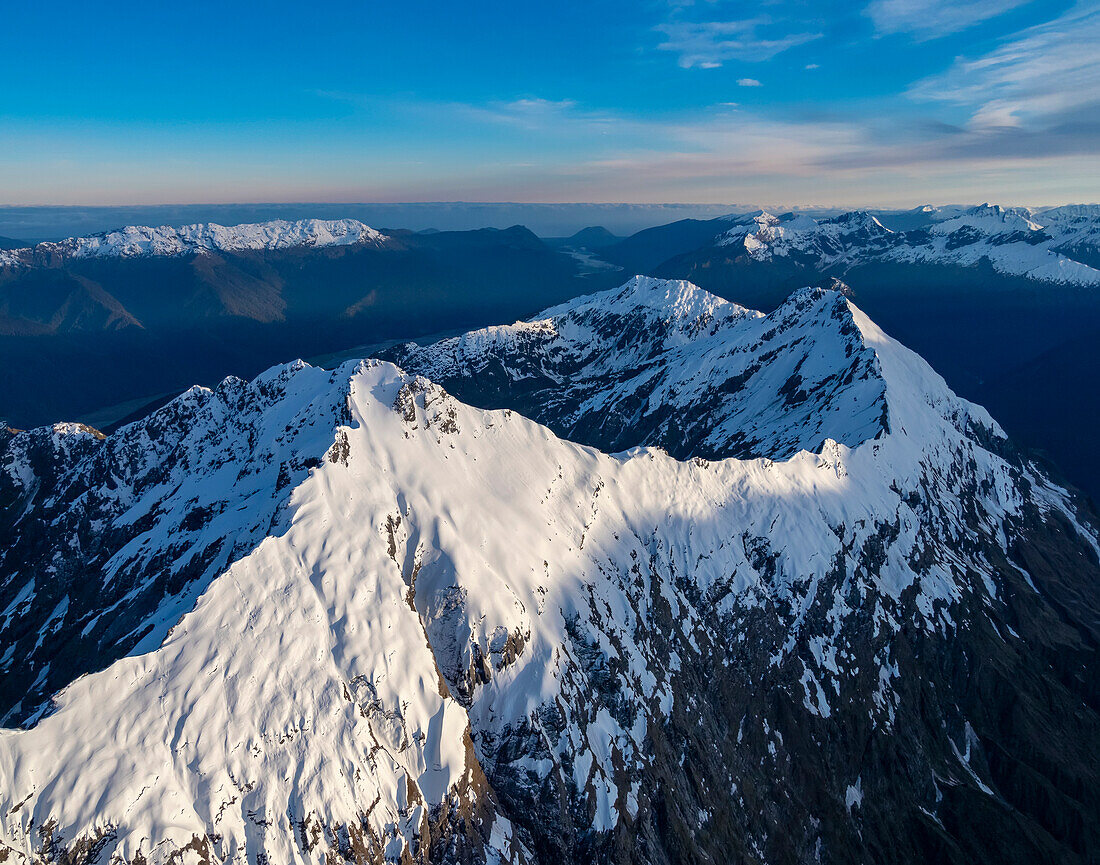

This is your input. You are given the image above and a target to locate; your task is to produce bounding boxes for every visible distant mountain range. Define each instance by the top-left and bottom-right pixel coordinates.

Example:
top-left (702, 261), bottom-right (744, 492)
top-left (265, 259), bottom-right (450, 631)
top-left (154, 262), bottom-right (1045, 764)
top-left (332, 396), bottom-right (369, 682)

top-left (0, 202), bottom-right (756, 241)
top-left (0, 218), bottom-right (389, 269)
top-left (595, 204), bottom-right (1100, 288)
top-left (0, 219), bottom-right (558, 336)
top-left (668, 204), bottom-right (1100, 289)
top-left (0, 220), bottom-right (620, 430)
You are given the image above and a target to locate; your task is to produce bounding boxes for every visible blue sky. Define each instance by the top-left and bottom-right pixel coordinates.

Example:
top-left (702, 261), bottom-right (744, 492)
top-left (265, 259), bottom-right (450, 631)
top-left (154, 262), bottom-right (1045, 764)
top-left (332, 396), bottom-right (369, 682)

top-left (1, 0), bottom-right (1098, 206)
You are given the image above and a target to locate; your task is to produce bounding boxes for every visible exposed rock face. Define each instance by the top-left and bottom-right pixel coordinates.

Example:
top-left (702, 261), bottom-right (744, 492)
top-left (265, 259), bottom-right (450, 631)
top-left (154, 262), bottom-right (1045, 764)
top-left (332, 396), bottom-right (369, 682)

top-left (1, 278), bottom-right (1098, 864)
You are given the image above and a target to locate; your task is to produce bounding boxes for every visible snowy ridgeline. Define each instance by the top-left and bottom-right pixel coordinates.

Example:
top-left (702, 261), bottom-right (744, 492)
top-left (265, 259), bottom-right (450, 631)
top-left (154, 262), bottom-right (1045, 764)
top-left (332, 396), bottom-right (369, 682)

top-left (0, 277), bottom-right (1096, 864)
top-left (383, 278), bottom-right (889, 460)
top-left (2, 203), bottom-right (1100, 288)
top-left (0, 218), bottom-right (389, 266)
top-left (715, 203), bottom-right (1100, 285)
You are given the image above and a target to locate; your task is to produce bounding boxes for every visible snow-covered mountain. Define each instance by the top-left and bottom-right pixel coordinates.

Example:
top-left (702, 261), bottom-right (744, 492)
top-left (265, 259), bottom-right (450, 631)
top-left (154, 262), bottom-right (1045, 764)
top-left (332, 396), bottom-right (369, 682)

top-left (715, 204), bottom-right (1100, 285)
top-left (637, 204), bottom-right (1100, 505)
top-left (2, 278), bottom-right (1099, 864)
top-left (383, 276), bottom-right (887, 460)
top-left (1035, 205), bottom-right (1100, 268)
top-left (0, 219), bottom-right (390, 268)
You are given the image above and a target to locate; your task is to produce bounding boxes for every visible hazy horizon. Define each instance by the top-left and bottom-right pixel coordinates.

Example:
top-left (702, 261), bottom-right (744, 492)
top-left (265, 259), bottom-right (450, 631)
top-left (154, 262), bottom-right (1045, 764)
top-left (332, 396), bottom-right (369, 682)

top-left (2, 199), bottom-right (1094, 243)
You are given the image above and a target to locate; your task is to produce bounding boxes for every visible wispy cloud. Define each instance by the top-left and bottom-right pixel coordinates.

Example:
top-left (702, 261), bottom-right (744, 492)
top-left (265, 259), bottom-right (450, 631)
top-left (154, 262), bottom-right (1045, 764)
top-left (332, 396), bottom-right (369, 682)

top-left (656, 18), bottom-right (821, 68)
top-left (908, 2), bottom-right (1100, 129)
top-left (866, 0), bottom-right (1034, 40)
top-left (455, 97), bottom-right (585, 129)
top-left (8, 0), bottom-right (1099, 208)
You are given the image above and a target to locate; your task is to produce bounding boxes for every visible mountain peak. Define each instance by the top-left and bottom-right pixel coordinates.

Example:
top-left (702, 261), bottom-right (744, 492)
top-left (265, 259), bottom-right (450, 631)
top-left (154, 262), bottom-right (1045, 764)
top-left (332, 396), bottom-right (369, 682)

top-left (381, 278), bottom-right (905, 462)
top-left (827, 209), bottom-right (892, 233)
top-left (546, 274), bottom-right (748, 323)
top-left (718, 210), bottom-right (892, 262)
top-left (565, 225), bottom-right (618, 248)
top-left (949, 203), bottom-right (1043, 232)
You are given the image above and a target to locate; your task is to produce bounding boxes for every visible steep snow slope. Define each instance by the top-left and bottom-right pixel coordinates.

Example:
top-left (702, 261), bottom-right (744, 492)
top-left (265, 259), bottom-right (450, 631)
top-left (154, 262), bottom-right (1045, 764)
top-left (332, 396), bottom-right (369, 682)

top-left (0, 365), bottom-right (365, 725)
top-left (0, 219), bottom-right (389, 268)
top-left (1, 280), bottom-right (1099, 864)
top-left (383, 276), bottom-right (888, 460)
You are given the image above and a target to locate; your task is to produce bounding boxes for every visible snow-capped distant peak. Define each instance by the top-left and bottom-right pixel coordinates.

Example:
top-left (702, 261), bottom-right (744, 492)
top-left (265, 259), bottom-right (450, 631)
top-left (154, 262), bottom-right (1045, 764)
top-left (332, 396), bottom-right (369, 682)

top-left (704, 203), bottom-right (1100, 285)
top-left (0, 218), bottom-right (390, 267)
top-left (718, 210), bottom-right (891, 263)
top-left (932, 204), bottom-right (1043, 235)
top-left (830, 210), bottom-right (892, 232)
top-left (540, 274), bottom-right (750, 324)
